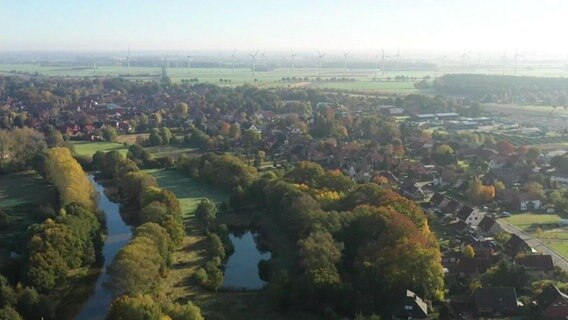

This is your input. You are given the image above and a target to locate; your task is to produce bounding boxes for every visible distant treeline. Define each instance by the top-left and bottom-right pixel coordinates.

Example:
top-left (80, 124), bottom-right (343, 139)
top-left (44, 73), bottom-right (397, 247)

top-left (434, 74), bottom-right (568, 105)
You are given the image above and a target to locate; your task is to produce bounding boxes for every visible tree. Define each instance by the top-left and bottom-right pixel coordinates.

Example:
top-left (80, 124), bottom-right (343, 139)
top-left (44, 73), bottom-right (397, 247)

top-left (298, 230), bottom-right (342, 271)
top-left (498, 140), bottom-right (514, 155)
top-left (0, 306), bottom-right (22, 320)
top-left (195, 199), bottom-right (217, 230)
top-left (432, 144), bottom-right (455, 165)
top-left (174, 102), bottom-right (189, 118)
top-left (241, 129), bottom-right (261, 152)
top-left (285, 161), bottom-right (325, 187)
top-left (107, 295), bottom-right (164, 320)
top-left (526, 147), bottom-right (541, 161)
top-left (464, 244), bottom-right (475, 258)
top-left (466, 178), bottom-right (495, 204)
top-left (149, 129), bottom-right (163, 146)
top-left (159, 127), bottom-right (173, 145)
top-left (102, 126), bottom-right (118, 142)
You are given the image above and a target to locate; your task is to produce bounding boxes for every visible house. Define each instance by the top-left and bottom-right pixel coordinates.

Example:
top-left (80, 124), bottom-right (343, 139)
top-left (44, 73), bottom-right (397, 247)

top-left (477, 216), bottom-right (501, 236)
top-left (393, 290), bottom-right (429, 320)
top-left (515, 254), bottom-right (554, 279)
top-left (449, 220), bottom-right (469, 234)
top-left (462, 235), bottom-right (499, 260)
top-left (474, 287), bottom-right (521, 317)
top-left (518, 193), bottom-right (543, 211)
top-left (549, 172), bottom-right (568, 185)
top-left (442, 199), bottom-right (462, 215)
top-left (400, 182), bottom-right (426, 201)
top-left (537, 284), bottom-right (568, 319)
top-left (505, 234), bottom-right (534, 257)
top-left (456, 206), bottom-right (484, 226)
top-left (429, 192), bottom-right (446, 207)
top-left (378, 171), bottom-right (400, 184)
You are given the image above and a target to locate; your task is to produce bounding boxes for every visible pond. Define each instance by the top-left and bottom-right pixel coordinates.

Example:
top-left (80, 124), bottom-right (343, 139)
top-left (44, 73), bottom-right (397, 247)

top-left (223, 231), bottom-right (271, 290)
top-left (72, 176), bottom-right (132, 320)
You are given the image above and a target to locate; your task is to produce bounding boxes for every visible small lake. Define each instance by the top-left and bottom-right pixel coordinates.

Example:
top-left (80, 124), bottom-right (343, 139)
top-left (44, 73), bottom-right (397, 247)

top-left (223, 231), bottom-right (271, 290)
top-left (72, 176), bottom-right (132, 320)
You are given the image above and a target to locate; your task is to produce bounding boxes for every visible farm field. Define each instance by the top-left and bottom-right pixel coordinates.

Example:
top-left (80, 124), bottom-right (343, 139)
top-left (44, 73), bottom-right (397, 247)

top-left (0, 171), bottom-right (55, 263)
top-left (485, 103), bottom-right (568, 131)
top-left (0, 63), bottom-right (433, 93)
top-left (70, 140), bottom-right (128, 156)
top-left (492, 133), bottom-right (568, 147)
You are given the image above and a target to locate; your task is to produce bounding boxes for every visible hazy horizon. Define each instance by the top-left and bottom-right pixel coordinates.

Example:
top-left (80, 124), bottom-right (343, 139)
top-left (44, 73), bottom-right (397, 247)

top-left (2, 0), bottom-right (567, 57)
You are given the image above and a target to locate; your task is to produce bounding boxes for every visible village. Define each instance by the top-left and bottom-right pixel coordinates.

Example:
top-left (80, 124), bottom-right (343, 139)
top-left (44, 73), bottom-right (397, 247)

top-left (3, 76), bottom-right (568, 319)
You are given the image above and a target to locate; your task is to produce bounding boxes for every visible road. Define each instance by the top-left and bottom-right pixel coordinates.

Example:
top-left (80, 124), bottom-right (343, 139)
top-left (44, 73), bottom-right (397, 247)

top-left (497, 219), bottom-right (568, 272)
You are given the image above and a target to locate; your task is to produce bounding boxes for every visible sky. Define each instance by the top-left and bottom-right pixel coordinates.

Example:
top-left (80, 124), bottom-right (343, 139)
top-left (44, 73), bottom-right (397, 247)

top-left (1, 0), bottom-right (567, 55)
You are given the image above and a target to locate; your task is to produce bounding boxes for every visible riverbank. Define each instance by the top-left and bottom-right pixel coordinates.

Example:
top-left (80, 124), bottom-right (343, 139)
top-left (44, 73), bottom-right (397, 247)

top-left (59, 176), bottom-right (132, 320)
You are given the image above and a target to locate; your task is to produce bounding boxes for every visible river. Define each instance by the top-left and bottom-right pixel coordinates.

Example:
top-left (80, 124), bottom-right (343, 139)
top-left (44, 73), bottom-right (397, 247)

top-left (72, 176), bottom-right (132, 320)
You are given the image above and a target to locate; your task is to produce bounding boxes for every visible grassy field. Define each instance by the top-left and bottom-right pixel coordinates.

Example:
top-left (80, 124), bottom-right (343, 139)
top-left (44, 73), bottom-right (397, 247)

top-left (144, 168), bottom-right (227, 216)
top-left (0, 171), bottom-right (56, 262)
top-left (503, 213), bottom-right (568, 258)
top-left (0, 63), bottom-right (432, 94)
top-left (115, 133), bottom-right (149, 144)
top-left (70, 141), bottom-right (128, 157)
top-left (144, 145), bottom-right (198, 159)
top-left (502, 213), bottom-right (562, 228)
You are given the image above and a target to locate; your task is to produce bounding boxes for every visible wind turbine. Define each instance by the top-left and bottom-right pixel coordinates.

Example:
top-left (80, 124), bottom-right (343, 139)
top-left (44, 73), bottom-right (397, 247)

top-left (514, 50), bottom-right (523, 75)
top-left (442, 52), bottom-right (448, 69)
top-left (501, 51), bottom-right (507, 75)
top-left (343, 50), bottom-right (350, 71)
top-left (261, 50), bottom-right (267, 68)
top-left (374, 51), bottom-right (381, 78)
top-left (126, 47), bottom-right (131, 75)
top-left (249, 50), bottom-right (259, 78)
top-left (394, 49), bottom-right (402, 73)
top-left (290, 51), bottom-right (296, 72)
top-left (381, 49), bottom-right (386, 75)
top-left (230, 49), bottom-right (236, 73)
top-left (92, 52), bottom-right (97, 71)
top-left (317, 50), bottom-right (326, 76)
top-left (460, 51), bottom-right (469, 70)
top-left (186, 53), bottom-right (192, 74)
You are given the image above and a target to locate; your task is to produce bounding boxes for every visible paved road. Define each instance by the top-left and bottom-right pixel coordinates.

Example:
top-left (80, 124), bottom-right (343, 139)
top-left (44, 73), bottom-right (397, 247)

top-left (497, 219), bottom-right (568, 272)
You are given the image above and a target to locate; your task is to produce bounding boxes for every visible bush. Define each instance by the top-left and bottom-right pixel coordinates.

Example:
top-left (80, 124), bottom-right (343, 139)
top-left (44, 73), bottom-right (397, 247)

top-left (194, 268), bottom-right (208, 285)
top-left (0, 306), bottom-right (22, 320)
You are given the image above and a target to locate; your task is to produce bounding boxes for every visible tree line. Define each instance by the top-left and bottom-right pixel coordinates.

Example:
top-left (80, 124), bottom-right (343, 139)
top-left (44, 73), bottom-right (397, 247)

top-left (0, 147), bottom-right (103, 319)
top-left (91, 150), bottom-right (202, 320)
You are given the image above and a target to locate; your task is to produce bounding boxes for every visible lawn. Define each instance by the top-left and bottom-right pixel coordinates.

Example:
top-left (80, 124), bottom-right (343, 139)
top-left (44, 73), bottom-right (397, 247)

top-left (70, 141), bottom-right (128, 157)
top-left (502, 213), bottom-right (562, 230)
top-left (144, 168), bottom-right (227, 216)
top-left (0, 171), bottom-right (56, 262)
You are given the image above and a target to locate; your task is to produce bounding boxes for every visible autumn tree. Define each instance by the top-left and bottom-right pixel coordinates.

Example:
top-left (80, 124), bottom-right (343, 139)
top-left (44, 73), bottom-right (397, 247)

top-left (466, 178), bottom-right (495, 204)
top-left (195, 198), bottom-right (217, 231)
